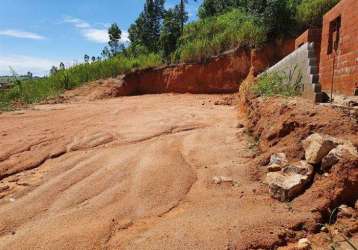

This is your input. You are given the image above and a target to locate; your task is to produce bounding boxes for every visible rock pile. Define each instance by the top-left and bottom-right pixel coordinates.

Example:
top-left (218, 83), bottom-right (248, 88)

top-left (265, 133), bottom-right (358, 201)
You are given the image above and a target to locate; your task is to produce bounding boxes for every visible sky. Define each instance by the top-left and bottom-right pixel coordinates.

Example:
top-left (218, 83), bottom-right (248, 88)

top-left (0, 0), bottom-right (202, 76)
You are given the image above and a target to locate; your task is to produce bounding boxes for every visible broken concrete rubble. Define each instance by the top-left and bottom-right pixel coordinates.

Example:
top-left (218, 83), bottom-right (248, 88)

top-left (297, 238), bottom-right (312, 250)
top-left (212, 176), bottom-right (240, 187)
top-left (269, 153), bottom-right (288, 166)
top-left (302, 133), bottom-right (338, 164)
top-left (321, 143), bottom-right (358, 172)
top-left (267, 153), bottom-right (288, 172)
top-left (266, 161), bottom-right (314, 201)
top-left (283, 161), bottom-right (314, 176)
top-left (266, 133), bottom-right (357, 203)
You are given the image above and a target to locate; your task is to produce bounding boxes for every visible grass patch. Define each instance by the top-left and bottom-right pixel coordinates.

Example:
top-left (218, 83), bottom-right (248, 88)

top-left (174, 9), bottom-right (267, 63)
top-left (0, 53), bottom-right (162, 111)
top-left (252, 67), bottom-right (303, 97)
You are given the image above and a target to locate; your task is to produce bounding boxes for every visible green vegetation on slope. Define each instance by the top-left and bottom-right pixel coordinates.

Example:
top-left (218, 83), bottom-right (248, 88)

top-left (252, 68), bottom-right (302, 97)
top-left (197, 0), bottom-right (340, 33)
top-left (174, 9), bottom-right (266, 63)
top-left (0, 54), bottom-right (161, 110)
top-left (198, 0), bottom-right (299, 37)
top-left (296, 0), bottom-right (340, 27)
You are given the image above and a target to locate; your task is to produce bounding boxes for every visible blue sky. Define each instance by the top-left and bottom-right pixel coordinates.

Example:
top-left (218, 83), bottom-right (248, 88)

top-left (0, 0), bottom-right (202, 76)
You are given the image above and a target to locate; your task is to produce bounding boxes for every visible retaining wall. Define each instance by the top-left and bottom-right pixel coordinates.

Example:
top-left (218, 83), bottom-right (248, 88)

top-left (260, 43), bottom-right (323, 102)
top-left (295, 28), bottom-right (322, 67)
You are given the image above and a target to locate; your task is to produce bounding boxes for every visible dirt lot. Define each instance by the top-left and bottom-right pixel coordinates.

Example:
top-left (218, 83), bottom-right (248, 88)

top-left (0, 93), bottom-right (356, 249)
top-left (0, 94), bottom-right (310, 249)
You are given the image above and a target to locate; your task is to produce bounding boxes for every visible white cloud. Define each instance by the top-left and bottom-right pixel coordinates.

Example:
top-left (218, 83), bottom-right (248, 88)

top-left (82, 28), bottom-right (109, 43)
top-left (0, 29), bottom-right (45, 40)
top-left (121, 32), bottom-right (129, 44)
top-left (0, 55), bottom-right (65, 76)
top-left (63, 16), bottom-right (129, 44)
top-left (63, 16), bottom-right (91, 29)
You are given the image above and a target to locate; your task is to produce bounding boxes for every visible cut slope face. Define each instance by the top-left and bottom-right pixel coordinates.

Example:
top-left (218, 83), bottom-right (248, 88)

top-left (0, 94), bottom-right (315, 249)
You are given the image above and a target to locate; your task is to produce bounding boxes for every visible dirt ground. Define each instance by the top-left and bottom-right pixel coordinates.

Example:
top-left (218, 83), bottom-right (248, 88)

top-left (0, 93), bottom-right (356, 249)
top-left (0, 93), bottom-right (315, 249)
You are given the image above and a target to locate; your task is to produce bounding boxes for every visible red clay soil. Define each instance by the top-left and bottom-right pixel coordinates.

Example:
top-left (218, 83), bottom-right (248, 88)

top-left (44, 76), bottom-right (135, 104)
top-left (0, 93), bottom-right (342, 250)
top-left (2, 39), bottom-right (357, 249)
top-left (123, 40), bottom-right (294, 95)
top-left (123, 49), bottom-right (251, 94)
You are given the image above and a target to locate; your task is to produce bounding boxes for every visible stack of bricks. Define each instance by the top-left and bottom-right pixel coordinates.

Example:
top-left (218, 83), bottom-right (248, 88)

top-left (319, 0), bottom-right (358, 96)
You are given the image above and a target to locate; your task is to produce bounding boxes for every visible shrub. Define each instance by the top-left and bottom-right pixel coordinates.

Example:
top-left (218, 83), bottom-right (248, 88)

top-left (174, 9), bottom-right (267, 63)
top-left (252, 67), bottom-right (303, 97)
top-left (296, 0), bottom-right (340, 27)
top-left (198, 0), bottom-right (300, 37)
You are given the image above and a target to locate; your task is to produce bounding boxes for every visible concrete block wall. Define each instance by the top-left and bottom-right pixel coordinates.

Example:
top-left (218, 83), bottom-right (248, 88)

top-left (260, 43), bottom-right (323, 102)
top-left (320, 0), bottom-right (358, 96)
top-left (295, 28), bottom-right (322, 67)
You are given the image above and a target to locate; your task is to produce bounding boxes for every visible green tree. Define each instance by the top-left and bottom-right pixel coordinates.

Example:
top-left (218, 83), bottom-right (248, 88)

top-left (108, 23), bottom-right (122, 56)
top-left (101, 47), bottom-right (111, 59)
top-left (198, 0), bottom-right (236, 19)
top-left (84, 54), bottom-right (90, 63)
top-left (296, 0), bottom-right (339, 27)
top-left (128, 13), bottom-right (146, 47)
top-left (91, 56), bottom-right (96, 63)
top-left (178, 0), bottom-right (189, 32)
top-left (160, 5), bottom-right (182, 59)
top-left (128, 0), bottom-right (165, 52)
top-left (59, 62), bottom-right (65, 70)
top-left (50, 66), bottom-right (58, 76)
top-left (262, 0), bottom-right (298, 36)
top-left (198, 0), bottom-right (300, 37)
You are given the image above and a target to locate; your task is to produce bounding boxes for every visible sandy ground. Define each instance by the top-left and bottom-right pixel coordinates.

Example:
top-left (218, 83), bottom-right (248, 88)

top-left (0, 94), bottom-right (320, 249)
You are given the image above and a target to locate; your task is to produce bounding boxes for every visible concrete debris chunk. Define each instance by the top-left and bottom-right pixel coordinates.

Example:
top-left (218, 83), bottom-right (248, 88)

top-left (303, 133), bottom-right (338, 164)
top-left (269, 153), bottom-right (288, 166)
top-left (265, 161), bottom-right (314, 201)
top-left (267, 153), bottom-right (288, 172)
top-left (283, 161), bottom-right (314, 176)
top-left (297, 238), bottom-right (312, 250)
top-left (321, 143), bottom-right (358, 172)
top-left (212, 176), bottom-right (234, 185)
top-left (213, 176), bottom-right (232, 184)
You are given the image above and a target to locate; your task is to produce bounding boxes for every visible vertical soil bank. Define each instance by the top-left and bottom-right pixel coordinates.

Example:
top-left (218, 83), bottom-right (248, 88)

top-left (123, 40), bottom-right (295, 95)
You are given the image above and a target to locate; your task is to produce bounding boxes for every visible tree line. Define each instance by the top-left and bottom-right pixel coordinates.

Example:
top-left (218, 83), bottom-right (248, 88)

top-left (51, 0), bottom-right (339, 73)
